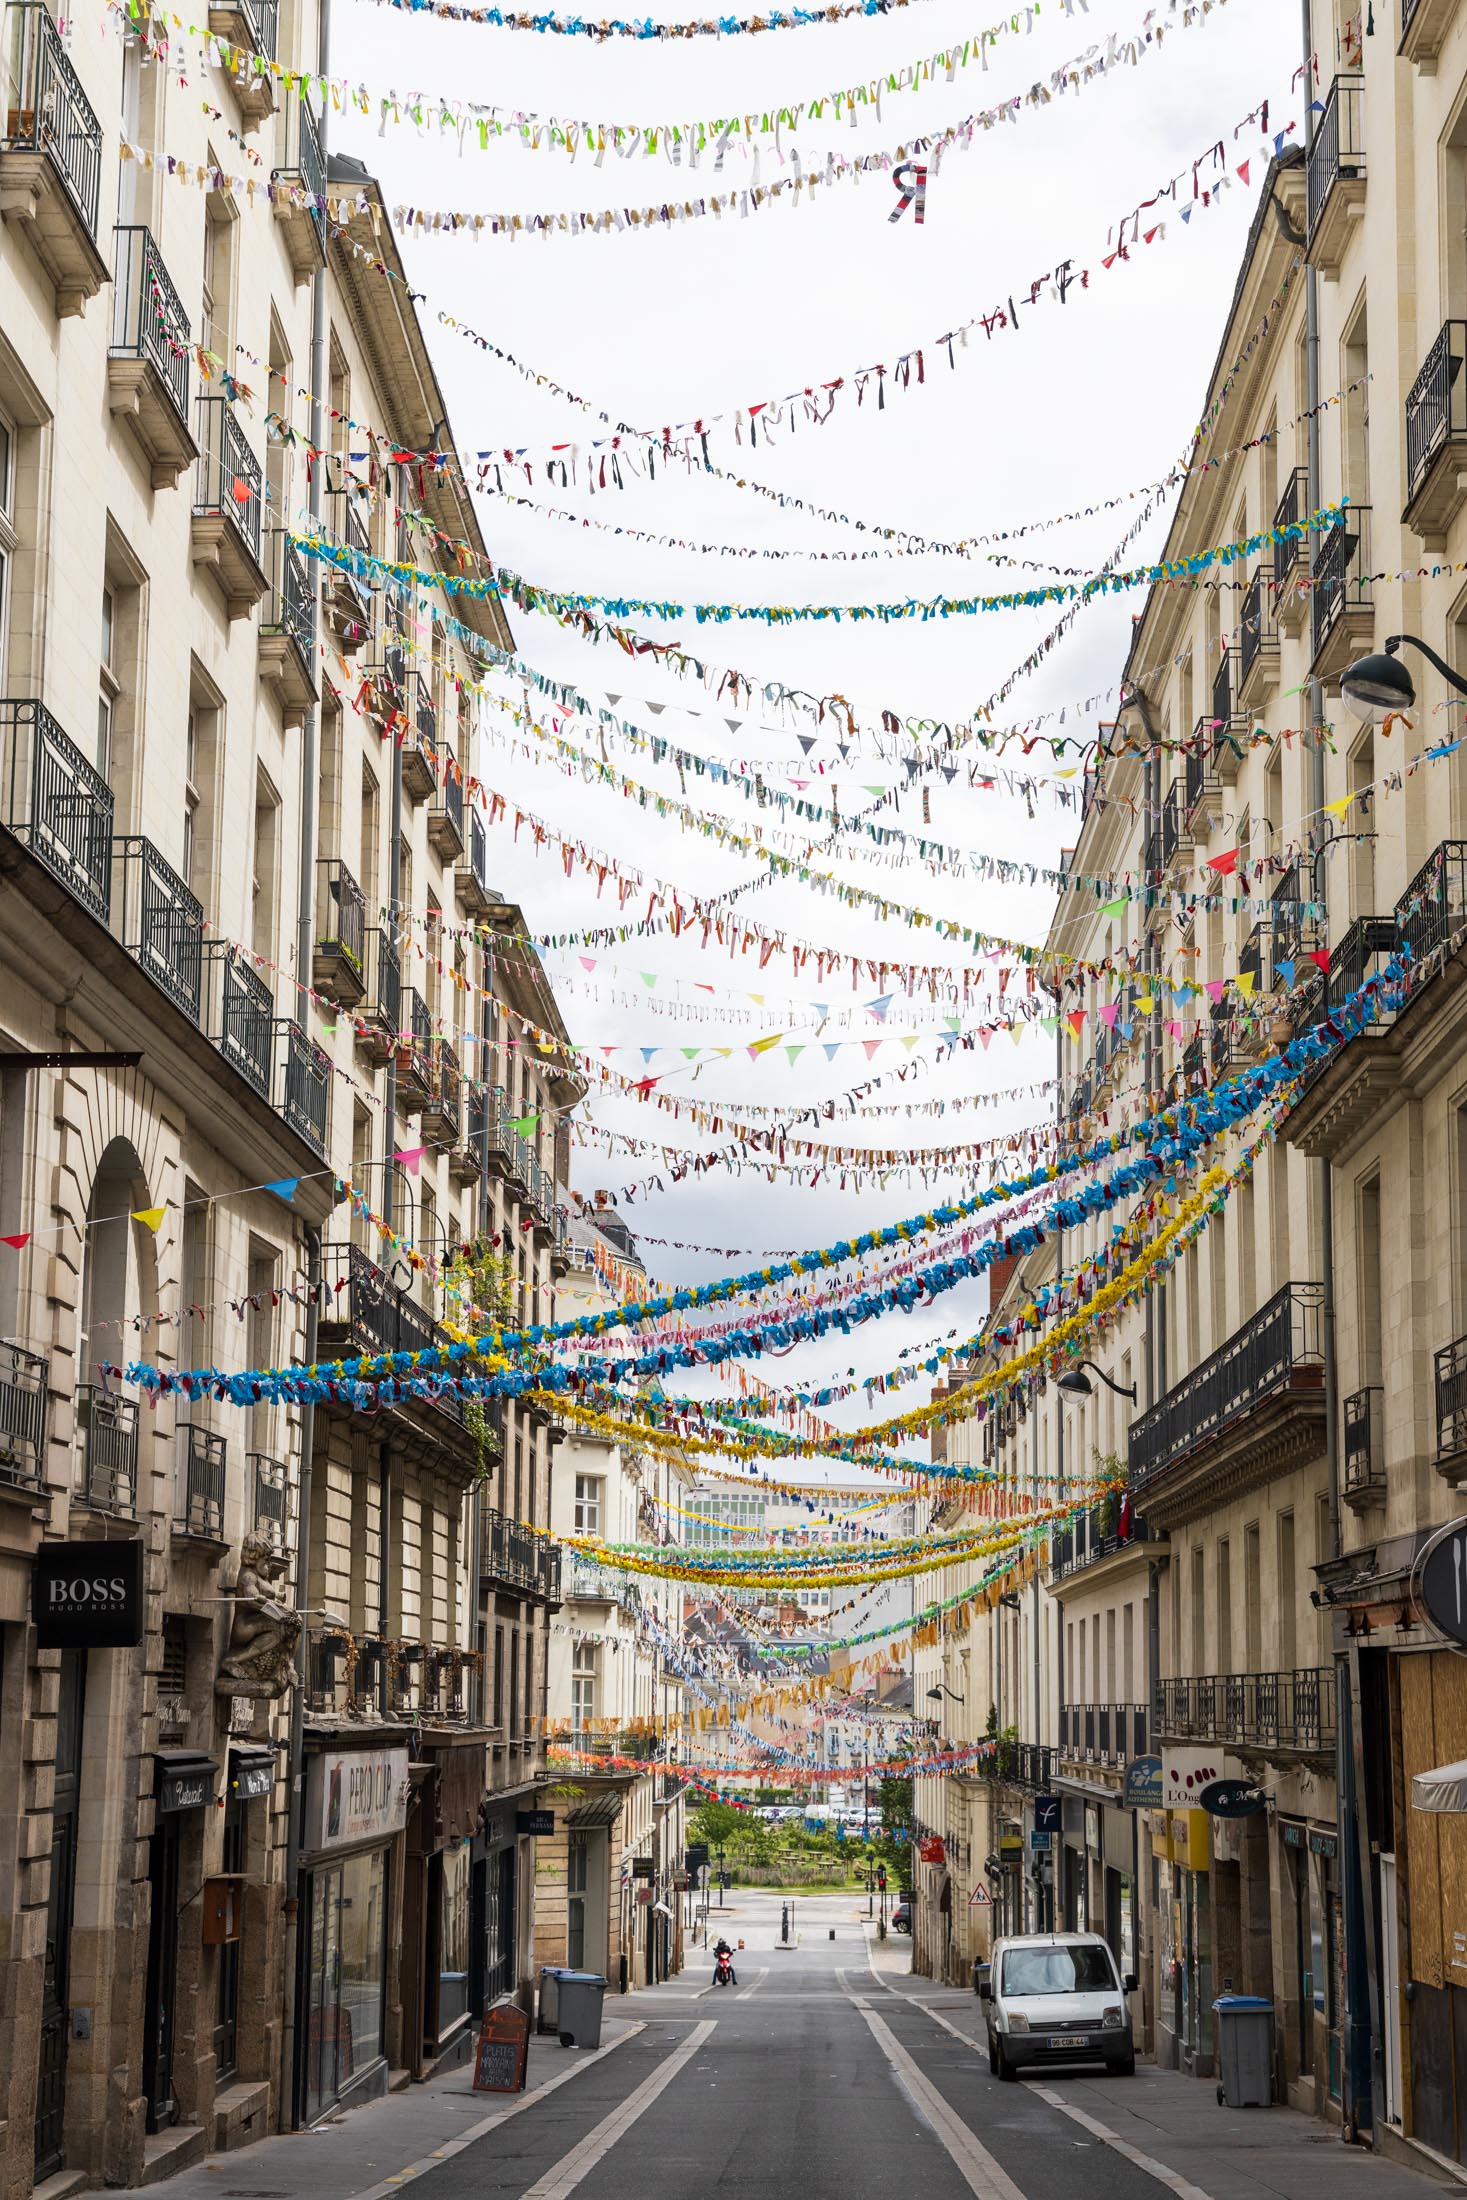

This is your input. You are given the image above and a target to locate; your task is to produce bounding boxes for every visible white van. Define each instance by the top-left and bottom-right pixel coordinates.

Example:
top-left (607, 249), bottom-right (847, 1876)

top-left (977, 1932), bottom-right (1136, 2080)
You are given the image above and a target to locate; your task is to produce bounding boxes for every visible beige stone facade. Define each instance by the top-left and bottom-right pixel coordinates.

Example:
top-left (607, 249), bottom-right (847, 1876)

top-left (0, 5), bottom-right (580, 2189)
top-left (919, 1), bottom-right (1467, 2161)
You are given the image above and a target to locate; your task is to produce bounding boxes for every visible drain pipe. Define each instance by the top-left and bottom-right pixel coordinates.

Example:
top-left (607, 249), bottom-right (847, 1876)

top-left (280, 1222), bottom-right (321, 2130)
top-left (293, 11), bottom-right (330, 1002)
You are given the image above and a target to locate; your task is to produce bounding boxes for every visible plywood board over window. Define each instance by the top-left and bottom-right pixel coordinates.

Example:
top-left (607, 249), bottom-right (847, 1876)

top-left (1400, 1651), bottom-right (1467, 1991)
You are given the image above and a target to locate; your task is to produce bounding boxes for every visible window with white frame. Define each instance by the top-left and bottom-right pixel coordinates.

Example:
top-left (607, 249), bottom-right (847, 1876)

top-left (571, 1640), bottom-right (598, 1728)
top-left (573, 1473), bottom-right (602, 1536)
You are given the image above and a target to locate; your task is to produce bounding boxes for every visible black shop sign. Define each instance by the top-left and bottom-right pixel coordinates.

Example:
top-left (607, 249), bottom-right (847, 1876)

top-left (33, 1539), bottom-right (144, 1648)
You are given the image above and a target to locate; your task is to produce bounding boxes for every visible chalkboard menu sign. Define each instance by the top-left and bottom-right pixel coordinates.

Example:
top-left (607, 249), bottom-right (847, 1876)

top-left (473, 2003), bottom-right (531, 2094)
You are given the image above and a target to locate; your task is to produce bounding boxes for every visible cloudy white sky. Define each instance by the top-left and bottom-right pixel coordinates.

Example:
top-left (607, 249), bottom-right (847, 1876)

top-left (326, 0), bottom-right (1307, 1433)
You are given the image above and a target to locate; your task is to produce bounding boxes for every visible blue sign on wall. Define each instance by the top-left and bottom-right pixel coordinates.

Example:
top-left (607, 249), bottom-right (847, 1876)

top-left (1122, 1756), bottom-right (1164, 1810)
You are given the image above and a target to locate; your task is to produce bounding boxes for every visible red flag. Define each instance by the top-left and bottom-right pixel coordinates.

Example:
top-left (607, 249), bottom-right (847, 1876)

top-left (1208, 848), bottom-right (1239, 875)
top-left (1309, 949), bottom-right (1331, 972)
top-left (0, 1232), bottom-right (29, 1249)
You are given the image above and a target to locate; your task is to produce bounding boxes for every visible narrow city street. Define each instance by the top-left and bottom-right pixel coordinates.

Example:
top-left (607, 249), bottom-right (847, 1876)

top-left (157, 1894), bottom-right (1450, 2200)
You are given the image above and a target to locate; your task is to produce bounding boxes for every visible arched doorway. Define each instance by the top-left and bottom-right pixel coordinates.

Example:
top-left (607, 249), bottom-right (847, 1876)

top-left (77, 1139), bottom-right (156, 1516)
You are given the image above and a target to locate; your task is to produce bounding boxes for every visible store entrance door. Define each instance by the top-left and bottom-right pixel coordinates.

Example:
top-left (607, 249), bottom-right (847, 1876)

top-left (35, 1651), bottom-right (86, 2179)
top-left (143, 1814), bottom-right (182, 2130)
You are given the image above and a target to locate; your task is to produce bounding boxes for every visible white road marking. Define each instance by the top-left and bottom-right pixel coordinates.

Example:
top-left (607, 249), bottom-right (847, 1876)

top-left (1022, 2084), bottom-right (1216, 2200)
top-left (517, 2019), bottom-right (716, 2200)
top-left (734, 1968), bottom-right (769, 2000)
top-left (849, 1997), bottom-right (1027, 2200)
top-left (347, 2023), bottom-right (646, 2200)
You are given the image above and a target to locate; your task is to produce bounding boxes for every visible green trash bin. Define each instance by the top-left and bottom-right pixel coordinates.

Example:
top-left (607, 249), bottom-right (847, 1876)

top-left (556, 1971), bottom-right (608, 2049)
top-left (1213, 1995), bottom-right (1273, 2107)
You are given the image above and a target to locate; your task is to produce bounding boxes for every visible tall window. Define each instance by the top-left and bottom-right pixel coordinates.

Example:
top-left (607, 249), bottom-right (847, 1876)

top-left (202, 187), bottom-right (235, 364)
top-left (0, 412), bottom-right (12, 690)
top-left (574, 1474), bottom-right (602, 1536)
top-left (98, 583), bottom-right (117, 778)
top-left (572, 1641), bottom-right (598, 1728)
top-left (252, 775), bottom-right (280, 962)
top-left (1278, 1511), bottom-right (1297, 1671)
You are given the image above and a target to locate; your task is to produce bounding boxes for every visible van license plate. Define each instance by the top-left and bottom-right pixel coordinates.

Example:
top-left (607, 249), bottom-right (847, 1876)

top-left (1051, 2034), bottom-right (1088, 2050)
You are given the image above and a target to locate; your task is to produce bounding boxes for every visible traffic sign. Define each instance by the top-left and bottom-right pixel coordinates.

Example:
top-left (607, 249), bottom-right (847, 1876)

top-left (968, 1883), bottom-right (991, 1906)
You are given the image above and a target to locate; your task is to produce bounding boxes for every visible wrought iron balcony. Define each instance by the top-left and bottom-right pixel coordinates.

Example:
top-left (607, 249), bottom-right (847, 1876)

top-left (1050, 1501), bottom-right (1160, 1585)
top-left (1326, 915), bottom-right (1396, 1009)
top-left (0, 697), bottom-right (113, 918)
top-left (322, 491), bottom-right (372, 652)
top-left (192, 397), bottom-right (265, 617)
top-left (457, 807), bottom-right (496, 915)
top-left (319, 1244), bottom-right (398, 1358)
top-left (209, 0), bottom-right (278, 121)
top-left (357, 927), bottom-right (401, 1063)
top-left (401, 678), bottom-right (439, 802)
top-left (1210, 998), bottom-right (1235, 1075)
top-left (483, 1084), bottom-right (517, 1175)
top-left (108, 226), bottom-right (195, 484)
top-left (979, 1741), bottom-right (1056, 1792)
top-left (1157, 1667), bottom-right (1335, 1756)
top-left (482, 1506), bottom-right (562, 1600)
top-left (1273, 467), bottom-right (1311, 622)
top-left (313, 856), bottom-right (366, 1006)
top-left (1270, 863), bottom-right (1306, 983)
top-left (1238, 563), bottom-right (1278, 697)
top-left (1058, 1704), bottom-right (1149, 1767)
top-left (1436, 1331), bottom-right (1467, 1474)
top-left (1397, 839), bottom-right (1467, 965)
top-left (1402, 0), bottom-right (1456, 64)
top-left (275, 1020), bottom-right (329, 1156)
top-left (1311, 505), bottom-right (1372, 673)
top-left (249, 1450), bottom-right (287, 1546)
top-left (259, 527), bottom-right (317, 721)
top-left (113, 835), bottom-right (204, 1018)
top-left (422, 1035), bottom-right (462, 1146)
top-left (1184, 718), bottom-right (1217, 821)
top-left (0, 1339), bottom-right (47, 1490)
top-left (0, 2), bottom-right (107, 311)
top-left (76, 1384), bottom-right (137, 1514)
top-left (1129, 1281), bottom-right (1325, 1495)
top-left (176, 1420), bottom-right (226, 1538)
top-left (1239, 924), bottom-right (1266, 993)
top-left (204, 941), bottom-right (273, 1097)
top-left (1210, 648), bottom-right (1245, 779)
top-left (1306, 74), bottom-right (1364, 269)
top-left (397, 985), bottom-right (433, 1105)
top-left (270, 92), bottom-right (325, 275)
top-left (1405, 321), bottom-right (1467, 541)
top-left (1343, 1384), bottom-right (1384, 1498)
top-left (427, 760), bottom-right (465, 861)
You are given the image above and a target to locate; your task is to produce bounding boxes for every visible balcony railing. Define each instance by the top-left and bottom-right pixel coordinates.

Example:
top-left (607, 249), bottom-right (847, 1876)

top-left (1406, 321), bottom-right (1467, 505)
top-left (276, 1020), bottom-right (329, 1156)
top-left (0, 1339), bottom-right (47, 1489)
top-left (1396, 839), bottom-right (1467, 965)
top-left (111, 224), bottom-right (190, 421)
top-left (76, 1384), bottom-right (137, 1514)
top-left (1239, 924), bottom-right (1266, 992)
top-left (424, 1036), bottom-right (462, 1143)
top-left (1050, 1502), bottom-right (1157, 1583)
top-left (1436, 1331), bottom-right (1467, 1468)
top-left (113, 835), bottom-right (204, 1019)
top-left (320, 1244), bottom-right (398, 1357)
top-left (399, 984), bottom-right (433, 1096)
top-left (1325, 916), bottom-right (1396, 1011)
top-left (176, 1421), bottom-right (226, 1537)
top-left (204, 941), bottom-right (273, 1098)
top-left (1343, 1384), bottom-right (1384, 1496)
top-left (1157, 1668), bottom-right (1335, 1754)
top-left (482, 1505), bottom-right (562, 1599)
top-left (194, 396), bottom-right (262, 561)
top-left (1270, 863), bottom-right (1305, 981)
top-left (1239, 564), bottom-right (1276, 687)
top-left (250, 1450), bottom-right (287, 1545)
top-left (271, 91), bottom-right (324, 249)
top-left (980, 1741), bottom-right (1056, 1792)
top-left (1311, 505), bottom-right (1371, 660)
top-left (262, 525), bottom-right (315, 662)
top-left (1, 697), bottom-right (113, 918)
top-left (314, 856), bottom-right (366, 1000)
top-left (361, 925), bottom-right (401, 1036)
top-left (1129, 1281), bottom-right (1325, 1491)
top-left (1210, 648), bottom-right (1244, 771)
top-left (1274, 467), bottom-right (1310, 597)
top-left (1057, 1704), bottom-right (1149, 1767)
top-left (2, 2), bottom-right (104, 229)
top-left (1307, 74), bottom-right (1364, 241)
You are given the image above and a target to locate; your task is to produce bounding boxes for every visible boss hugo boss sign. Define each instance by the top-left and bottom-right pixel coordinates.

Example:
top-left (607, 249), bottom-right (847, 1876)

top-left (32, 1541), bottom-right (145, 1648)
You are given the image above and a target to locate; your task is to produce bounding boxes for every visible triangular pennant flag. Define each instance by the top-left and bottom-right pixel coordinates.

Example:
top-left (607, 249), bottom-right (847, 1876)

top-left (1235, 970), bottom-right (1256, 998)
top-left (131, 1208), bottom-right (166, 1232)
top-left (862, 1040), bottom-right (883, 1060)
top-left (748, 1033), bottom-right (784, 1057)
top-left (1309, 949), bottom-right (1331, 973)
top-left (264, 1179), bottom-right (299, 1203)
top-left (1208, 847), bottom-right (1240, 876)
top-left (1274, 959), bottom-right (1295, 986)
top-left (785, 1046), bottom-right (806, 1065)
top-left (0, 1232), bottom-right (30, 1249)
top-left (1099, 896), bottom-right (1128, 919)
top-left (393, 1147), bottom-right (425, 1175)
top-left (510, 1113), bottom-right (540, 1134)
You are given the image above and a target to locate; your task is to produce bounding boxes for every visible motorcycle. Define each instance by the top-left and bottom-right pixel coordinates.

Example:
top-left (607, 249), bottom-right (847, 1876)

top-left (713, 1949), bottom-right (736, 1987)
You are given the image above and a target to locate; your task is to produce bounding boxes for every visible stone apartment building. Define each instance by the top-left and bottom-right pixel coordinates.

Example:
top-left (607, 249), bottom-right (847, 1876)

top-left (0, 6), bottom-right (581, 2191)
top-left (536, 1208), bottom-right (690, 1994)
top-left (921, 2), bottom-right (1467, 2168)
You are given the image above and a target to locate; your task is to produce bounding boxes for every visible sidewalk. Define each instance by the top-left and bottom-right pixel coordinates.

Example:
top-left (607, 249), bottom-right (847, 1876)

top-left (150, 2012), bottom-right (643, 2200)
top-left (863, 1929), bottom-right (1451, 2200)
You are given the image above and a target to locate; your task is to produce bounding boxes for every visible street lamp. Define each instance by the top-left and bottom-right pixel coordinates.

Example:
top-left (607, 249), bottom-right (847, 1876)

top-left (1341, 634), bottom-right (1467, 722)
top-left (1056, 1361), bottom-right (1138, 1402)
top-left (926, 1683), bottom-right (965, 1703)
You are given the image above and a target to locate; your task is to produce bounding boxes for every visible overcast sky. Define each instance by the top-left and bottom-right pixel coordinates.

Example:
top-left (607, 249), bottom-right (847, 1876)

top-left (327, 0), bottom-right (1305, 1436)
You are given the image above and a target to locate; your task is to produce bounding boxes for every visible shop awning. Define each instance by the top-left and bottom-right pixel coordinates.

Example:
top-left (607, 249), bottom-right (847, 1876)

top-left (1413, 1760), bottom-right (1467, 1812)
top-left (566, 1792), bottom-right (626, 1829)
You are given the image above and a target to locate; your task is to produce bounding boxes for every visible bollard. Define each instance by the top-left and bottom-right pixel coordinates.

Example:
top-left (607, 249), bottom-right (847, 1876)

top-left (781, 1903), bottom-right (789, 1945)
top-left (829, 1928), bottom-right (835, 1940)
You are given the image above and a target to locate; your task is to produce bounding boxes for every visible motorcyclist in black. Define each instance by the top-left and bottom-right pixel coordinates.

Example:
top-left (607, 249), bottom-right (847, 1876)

top-left (714, 1937), bottom-right (737, 1985)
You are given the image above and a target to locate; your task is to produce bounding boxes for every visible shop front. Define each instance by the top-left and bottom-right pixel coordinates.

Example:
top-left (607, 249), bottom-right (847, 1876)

top-left (1153, 1808), bottom-right (1213, 2077)
top-left (1280, 1818), bottom-right (1342, 2108)
top-left (401, 1738), bottom-right (491, 2078)
top-left (298, 1742), bottom-right (409, 2124)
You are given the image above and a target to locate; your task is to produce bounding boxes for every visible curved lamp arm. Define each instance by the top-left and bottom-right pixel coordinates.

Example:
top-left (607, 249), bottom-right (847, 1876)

top-left (1387, 634), bottom-right (1467, 702)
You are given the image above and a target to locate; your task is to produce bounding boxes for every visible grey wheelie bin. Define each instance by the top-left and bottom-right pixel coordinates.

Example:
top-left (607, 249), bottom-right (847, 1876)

top-left (556, 1970), bottom-right (608, 2048)
top-left (1213, 1995), bottom-right (1274, 2106)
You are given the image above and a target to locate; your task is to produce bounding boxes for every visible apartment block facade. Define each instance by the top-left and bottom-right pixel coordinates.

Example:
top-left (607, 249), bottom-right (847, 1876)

top-left (920, 1), bottom-right (1467, 2169)
top-left (0, 7), bottom-right (581, 2191)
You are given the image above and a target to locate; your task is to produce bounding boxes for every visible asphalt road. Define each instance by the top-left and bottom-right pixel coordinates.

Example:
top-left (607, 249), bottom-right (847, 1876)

top-left (396, 1891), bottom-right (1184, 2200)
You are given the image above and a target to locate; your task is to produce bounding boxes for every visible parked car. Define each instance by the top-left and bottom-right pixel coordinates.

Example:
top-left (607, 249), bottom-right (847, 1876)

top-left (978, 1932), bottom-right (1136, 2080)
top-left (890, 1899), bottom-right (911, 1933)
